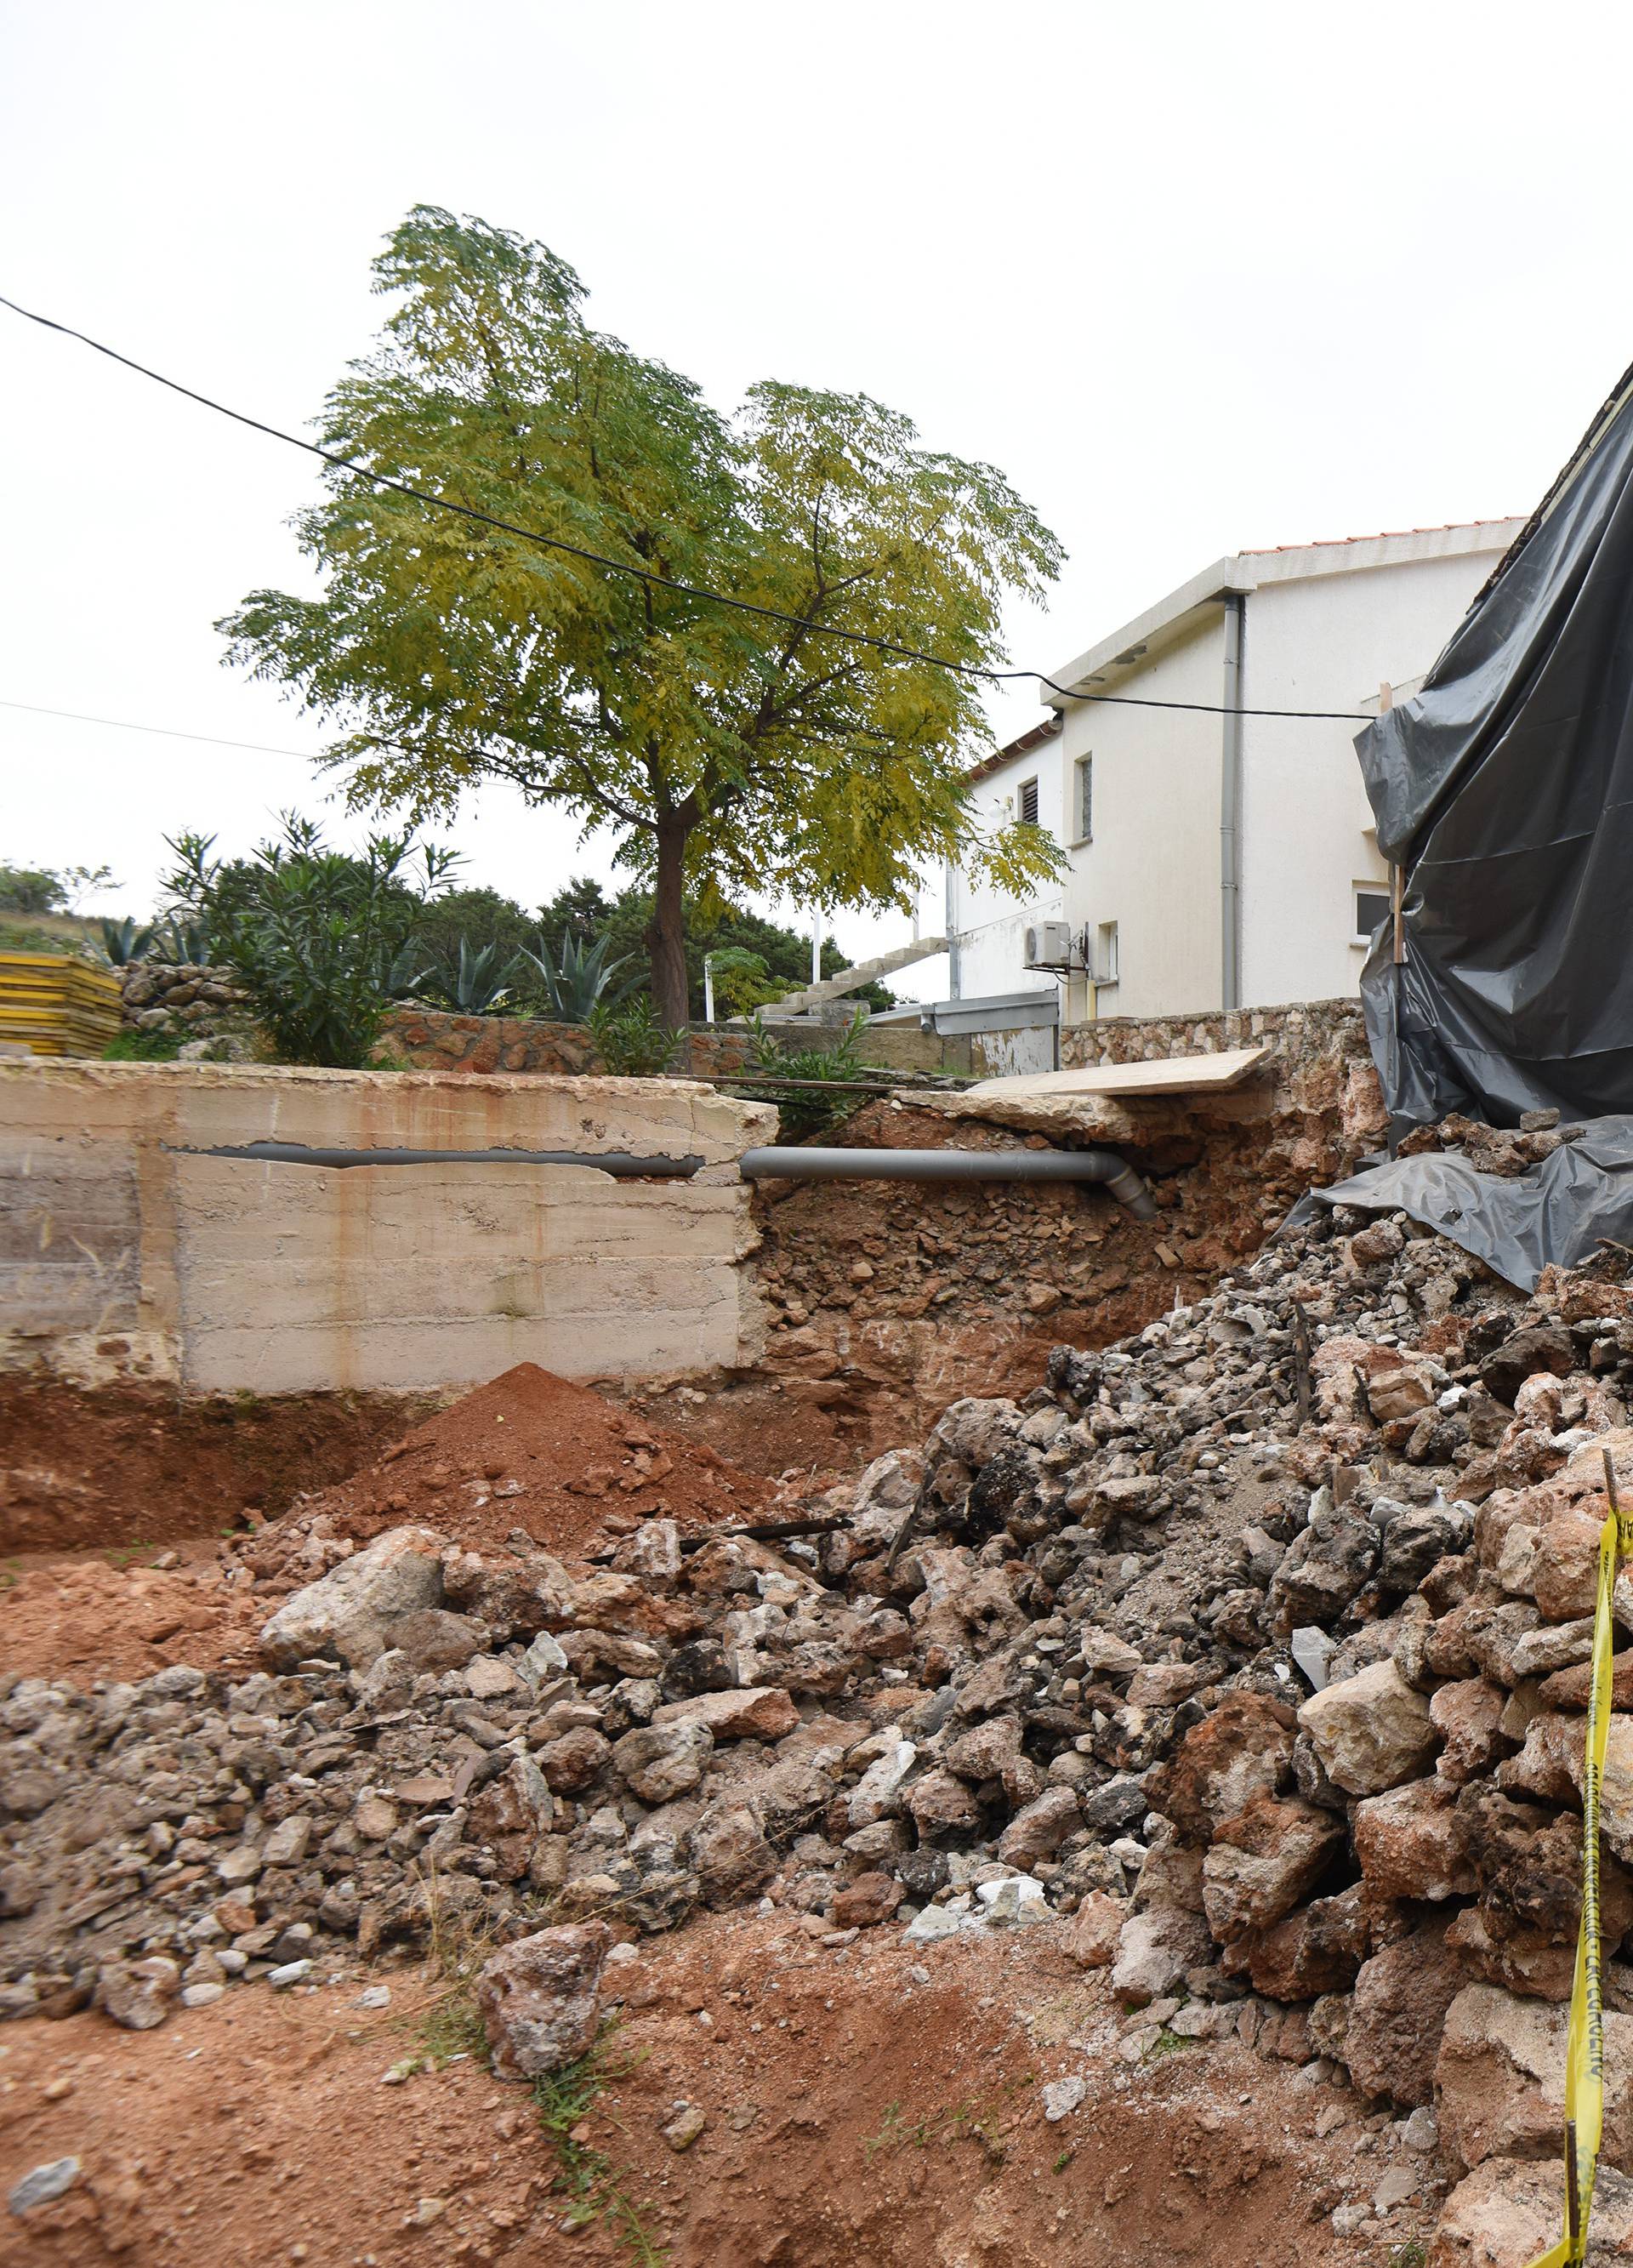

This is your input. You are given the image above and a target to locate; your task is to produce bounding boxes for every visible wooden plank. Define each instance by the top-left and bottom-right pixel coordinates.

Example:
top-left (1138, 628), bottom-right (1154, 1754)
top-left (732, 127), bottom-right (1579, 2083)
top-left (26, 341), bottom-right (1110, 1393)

top-left (963, 1046), bottom-right (1270, 1102)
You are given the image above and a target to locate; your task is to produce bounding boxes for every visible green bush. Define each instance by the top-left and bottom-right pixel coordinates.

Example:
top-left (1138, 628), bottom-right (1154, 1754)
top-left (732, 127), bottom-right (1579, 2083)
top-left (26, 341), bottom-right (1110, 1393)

top-left (743, 1008), bottom-right (872, 1135)
top-left (587, 995), bottom-right (681, 1077)
top-left (102, 1029), bottom-right (183, 1062)
top-left (162, 815), bottom-right (458, 1068)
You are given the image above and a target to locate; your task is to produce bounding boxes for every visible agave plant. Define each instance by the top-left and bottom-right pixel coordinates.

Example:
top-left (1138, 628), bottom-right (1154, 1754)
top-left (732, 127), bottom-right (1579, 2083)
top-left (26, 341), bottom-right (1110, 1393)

top-left (424, 937), bottom-right (522, 1015)
top-left (381, 937), bottom-right (435, 1001)
top-left (520, 930), bottom-right (636, 1023)
top-left (97, 915), bottom-right (159, 966)
top-left (149, 917), bottom-right (214, 966)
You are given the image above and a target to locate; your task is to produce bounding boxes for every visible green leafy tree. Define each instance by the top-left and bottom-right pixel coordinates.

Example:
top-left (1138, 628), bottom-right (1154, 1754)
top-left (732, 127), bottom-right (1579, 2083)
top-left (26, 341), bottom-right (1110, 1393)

top-left (219, 206), bottom-right (1065, 1029)
top-left (403, 884), bottom-right (539, 972)
top-left (0, 865), bottom-right (68, 915)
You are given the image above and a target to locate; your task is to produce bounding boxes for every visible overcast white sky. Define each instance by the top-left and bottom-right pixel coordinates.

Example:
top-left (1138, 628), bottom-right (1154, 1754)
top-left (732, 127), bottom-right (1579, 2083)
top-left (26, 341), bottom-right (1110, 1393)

top-left (3, 2), bottom-right (1629, 999)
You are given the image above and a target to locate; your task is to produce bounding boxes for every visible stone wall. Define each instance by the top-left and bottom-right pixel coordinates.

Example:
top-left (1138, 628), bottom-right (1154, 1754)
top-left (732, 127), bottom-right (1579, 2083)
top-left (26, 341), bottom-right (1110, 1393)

top-left (1062, 995), bottom-right (1370, 1075)
top-left (119, 963), bottom-right (251, 1044)
top-left (378, 1008), bottom-right (754, 1079)
top-left (0, 1061), bottom-right (773, 1394)
top-left (378, 1006), bottom-right (961, 1078)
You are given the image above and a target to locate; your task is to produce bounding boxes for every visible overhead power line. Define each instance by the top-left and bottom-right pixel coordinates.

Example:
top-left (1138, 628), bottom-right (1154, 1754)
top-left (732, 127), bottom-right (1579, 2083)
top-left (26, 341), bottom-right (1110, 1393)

top-left (0, 291), bottom-right (1374, 724)
top-left (0, 696), bottom-right (318, 761)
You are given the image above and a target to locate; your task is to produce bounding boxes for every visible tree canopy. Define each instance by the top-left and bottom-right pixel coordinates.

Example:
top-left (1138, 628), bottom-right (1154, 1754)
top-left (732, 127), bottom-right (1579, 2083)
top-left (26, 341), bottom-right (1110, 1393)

top-left (219, 205), bottom-right (1065, 1025)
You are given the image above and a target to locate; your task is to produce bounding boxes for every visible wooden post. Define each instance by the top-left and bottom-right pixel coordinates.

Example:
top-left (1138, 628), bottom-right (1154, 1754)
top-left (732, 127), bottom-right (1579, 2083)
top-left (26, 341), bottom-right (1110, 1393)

top-left (1380, 682), bottom-right (1407, 966)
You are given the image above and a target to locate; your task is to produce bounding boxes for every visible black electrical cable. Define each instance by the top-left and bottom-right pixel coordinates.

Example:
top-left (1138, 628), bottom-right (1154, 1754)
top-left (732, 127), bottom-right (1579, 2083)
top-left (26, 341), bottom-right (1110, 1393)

top-left (0, 290), bottom-right (1374, 724)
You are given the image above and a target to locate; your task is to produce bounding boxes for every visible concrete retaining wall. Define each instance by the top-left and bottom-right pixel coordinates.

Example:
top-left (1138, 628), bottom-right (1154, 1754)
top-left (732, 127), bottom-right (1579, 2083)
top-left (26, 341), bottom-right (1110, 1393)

top-left (0, 1062), bottom-right (776, 1394)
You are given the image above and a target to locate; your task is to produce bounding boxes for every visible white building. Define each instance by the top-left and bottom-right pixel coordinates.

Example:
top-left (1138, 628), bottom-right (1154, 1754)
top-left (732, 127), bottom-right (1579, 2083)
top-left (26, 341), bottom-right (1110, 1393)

top-left (946, 519), bottom-right (1527, 1023)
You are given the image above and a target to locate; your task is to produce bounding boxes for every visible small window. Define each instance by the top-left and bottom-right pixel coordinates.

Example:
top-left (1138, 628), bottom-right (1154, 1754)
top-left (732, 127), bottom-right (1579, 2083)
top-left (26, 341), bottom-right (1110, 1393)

top-left (1096, 920), bottom-right (1119, 984)
top-left (1354, 884), bottom-right (1391, 943)
top-left (1076, 755), bottom-right (1093, 842)
top-left (1016, 776), bottom-right (1039, 825)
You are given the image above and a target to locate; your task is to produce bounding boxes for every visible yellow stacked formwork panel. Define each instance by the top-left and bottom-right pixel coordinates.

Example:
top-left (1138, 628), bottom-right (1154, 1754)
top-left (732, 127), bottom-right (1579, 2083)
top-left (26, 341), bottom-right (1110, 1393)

top-left (0, 951), bottom-right (122, 1057)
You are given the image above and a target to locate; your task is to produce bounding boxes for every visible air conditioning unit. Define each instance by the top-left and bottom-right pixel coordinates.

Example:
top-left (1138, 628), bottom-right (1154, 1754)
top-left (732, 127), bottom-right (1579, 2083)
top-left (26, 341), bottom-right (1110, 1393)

top-left (1022, 920), bottom-right (1076, 972)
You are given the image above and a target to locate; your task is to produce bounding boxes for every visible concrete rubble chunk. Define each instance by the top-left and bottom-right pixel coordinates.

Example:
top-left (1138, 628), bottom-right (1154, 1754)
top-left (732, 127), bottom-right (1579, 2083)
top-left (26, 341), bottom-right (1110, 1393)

top-left (476, 1923), bottom-right (611, 2081)
top-left (1436, 1983), bottom-right (1633, 2175)
top-left (259, 1525), bottom-right (447, 1670)
top-left (1299, 1657), bottom-right (1439, 1795)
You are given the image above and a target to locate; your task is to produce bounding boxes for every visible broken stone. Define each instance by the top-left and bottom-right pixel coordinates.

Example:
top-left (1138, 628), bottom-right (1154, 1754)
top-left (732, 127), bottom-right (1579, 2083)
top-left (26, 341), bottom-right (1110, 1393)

top-left (651, 1687), bottom-right (800, 1742)
top-left (1067, 1890), bottom-right (1125, 1968)
top-left (259, 1525), bottom-right (447, 1669)
top-left (1352, 1776), bottom-right (1475, 1901)
top-left (1343, 1918), bottom-right (1465, 2106)
top-left (610, 1721), bottom-right (714, 1804)
top-left (476, 1923), bottom-right (611, 2082)
top-left (1298, 1658), bottom-right (1438, 1796)
top-left (1147, 1693), bottom-right (1297, 1839)
top-left (1111, 1906), bottom-right (1213, 2008)
top-left (98, 1955), bottom-right (180, 2032)
top-left (1437, 1983), bottom-right (1633, 2174)
top-left (1201, 1792), bottom-right (1346, 1943)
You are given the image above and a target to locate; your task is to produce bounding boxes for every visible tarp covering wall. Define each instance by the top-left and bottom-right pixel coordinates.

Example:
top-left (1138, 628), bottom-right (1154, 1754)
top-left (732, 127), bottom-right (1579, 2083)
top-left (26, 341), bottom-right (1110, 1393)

top-left (1358, 362), bottom-right (1633, 1130)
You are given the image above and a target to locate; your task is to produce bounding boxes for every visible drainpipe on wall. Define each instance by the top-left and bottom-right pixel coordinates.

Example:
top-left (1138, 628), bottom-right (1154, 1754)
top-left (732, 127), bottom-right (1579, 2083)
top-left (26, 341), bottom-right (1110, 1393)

top-left (1220, 592), bottom-right (1247, 1012)
top-left (945, 859), bottom-right (960, 1000)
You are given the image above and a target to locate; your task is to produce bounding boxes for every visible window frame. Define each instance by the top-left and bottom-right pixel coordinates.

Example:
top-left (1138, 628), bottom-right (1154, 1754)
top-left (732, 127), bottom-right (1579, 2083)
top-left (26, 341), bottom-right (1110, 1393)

top-left (1016, 775), bottom-right (1040, 827)
top-left (1074, 754), bottom-right (1093, 845)
top-left (1352, 882), bottom-right (1391, 946)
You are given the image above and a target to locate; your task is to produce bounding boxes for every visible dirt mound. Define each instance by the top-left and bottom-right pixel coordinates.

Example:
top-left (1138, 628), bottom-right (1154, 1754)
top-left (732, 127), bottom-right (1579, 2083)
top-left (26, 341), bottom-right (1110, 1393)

top-left (293, 1360), bottom-right (771, 1562)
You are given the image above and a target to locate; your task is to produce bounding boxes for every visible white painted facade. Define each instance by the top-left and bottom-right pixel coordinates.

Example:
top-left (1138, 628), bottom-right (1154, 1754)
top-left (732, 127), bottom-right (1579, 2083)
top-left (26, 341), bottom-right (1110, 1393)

top-left (945, 521), bottom-right (1526, 1023)
top-left (944, 717), bottom-right (1066, 1001)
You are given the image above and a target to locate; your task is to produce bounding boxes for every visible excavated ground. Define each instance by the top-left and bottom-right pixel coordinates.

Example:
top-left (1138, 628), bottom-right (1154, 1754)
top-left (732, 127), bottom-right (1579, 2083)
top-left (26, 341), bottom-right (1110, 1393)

top-left (0, 1912), bottom-right (1430, 2267)
top-left (10, 1103), bottom-right (1618, 2268)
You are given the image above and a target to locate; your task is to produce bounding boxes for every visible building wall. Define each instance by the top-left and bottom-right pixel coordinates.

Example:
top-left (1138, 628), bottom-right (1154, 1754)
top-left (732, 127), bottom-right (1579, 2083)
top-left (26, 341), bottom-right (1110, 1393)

top-left (0, 1062), bottom-right (775, 1393)
top-left (1054, 608), bottom-right (1228, 1022)
top-left (946, 746), bottom-right (1064, 1000)
top-left (952, 530), bottom-right (1516, 1023)
top-left (1238, 548), bottom-right (1501, 1007)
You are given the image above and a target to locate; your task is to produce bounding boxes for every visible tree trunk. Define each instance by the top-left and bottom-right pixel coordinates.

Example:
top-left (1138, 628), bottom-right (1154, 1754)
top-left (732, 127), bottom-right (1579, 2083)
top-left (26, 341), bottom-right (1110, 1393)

top-left (647, 814), bottom-right (691, 1036)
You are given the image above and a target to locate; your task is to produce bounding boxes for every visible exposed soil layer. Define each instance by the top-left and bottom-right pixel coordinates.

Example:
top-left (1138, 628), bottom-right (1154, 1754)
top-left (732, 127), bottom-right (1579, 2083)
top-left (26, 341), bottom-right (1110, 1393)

top-left (267, 1359), bottom-right (771, 1564)
top-left (0, 1376), bottom-right (431, 1554)
top-left (0, 1914), bottom-right (1429, 2268)
top-left (0, 1554), bottom-right (265, 1684)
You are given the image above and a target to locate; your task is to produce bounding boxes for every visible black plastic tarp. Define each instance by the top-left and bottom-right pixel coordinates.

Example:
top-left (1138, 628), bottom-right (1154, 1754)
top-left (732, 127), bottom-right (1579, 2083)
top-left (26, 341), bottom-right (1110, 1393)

top-left (1303, 1118), bottom-right (1633, 1291)
top-left (1357, 362), bottom-right (1633, 1131)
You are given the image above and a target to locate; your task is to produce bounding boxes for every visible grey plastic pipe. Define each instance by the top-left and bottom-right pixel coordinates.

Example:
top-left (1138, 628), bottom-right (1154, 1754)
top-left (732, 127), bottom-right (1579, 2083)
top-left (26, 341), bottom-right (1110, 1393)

top-left (738, 1144), bottom-right (1158, 1221)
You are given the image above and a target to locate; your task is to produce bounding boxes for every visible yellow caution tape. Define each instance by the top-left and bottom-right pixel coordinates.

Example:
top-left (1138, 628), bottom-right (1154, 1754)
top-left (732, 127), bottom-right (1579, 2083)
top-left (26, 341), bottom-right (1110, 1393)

top-left (1526, 1450), bottom-right (1633, 2267)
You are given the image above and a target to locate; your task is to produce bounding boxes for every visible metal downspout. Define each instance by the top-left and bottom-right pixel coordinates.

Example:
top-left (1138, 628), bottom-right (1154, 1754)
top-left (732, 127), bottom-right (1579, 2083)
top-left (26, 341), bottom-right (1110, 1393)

top-left (1220, 592), bottom-right (1246, 1012)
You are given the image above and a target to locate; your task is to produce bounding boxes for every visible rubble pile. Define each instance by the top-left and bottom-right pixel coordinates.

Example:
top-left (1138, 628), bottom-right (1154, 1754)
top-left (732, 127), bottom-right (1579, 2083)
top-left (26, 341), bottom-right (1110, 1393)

top-left (6, 1117), bottom-right (1633, 2248)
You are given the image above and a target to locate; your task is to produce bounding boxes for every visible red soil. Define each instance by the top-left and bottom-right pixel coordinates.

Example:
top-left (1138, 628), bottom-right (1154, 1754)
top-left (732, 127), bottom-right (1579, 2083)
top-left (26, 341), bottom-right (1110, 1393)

top-left (299, 1360), bottom-right (771, 1563)
top-left (0, 1912), bottom-right (1426, 2268)
top-left (0, 1375), bottom-right (428, 1554)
